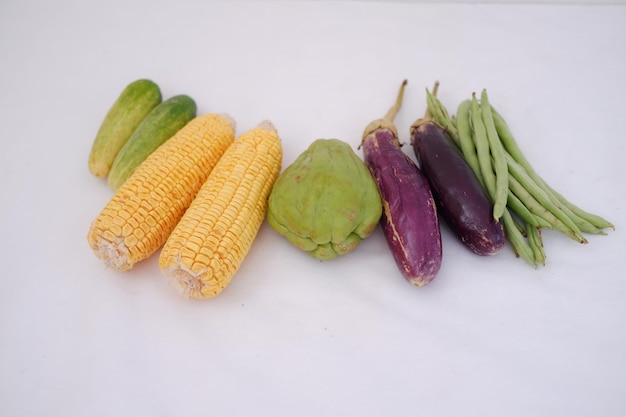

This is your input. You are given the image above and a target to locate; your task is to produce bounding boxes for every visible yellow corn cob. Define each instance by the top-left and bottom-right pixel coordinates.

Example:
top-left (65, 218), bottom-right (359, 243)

top-left (159, 120), bottom-right (283, 299)
top-left (87, 113), bottom-right (236, 271)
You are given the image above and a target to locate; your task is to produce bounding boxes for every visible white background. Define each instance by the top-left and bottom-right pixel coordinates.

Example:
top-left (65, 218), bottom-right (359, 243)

top-left (1, 1), bottom-right (625, 416)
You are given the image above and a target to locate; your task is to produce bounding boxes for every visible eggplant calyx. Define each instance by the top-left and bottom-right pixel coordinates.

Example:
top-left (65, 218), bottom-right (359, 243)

top-left (361, 118), bottom-right (399, 142)
top-left (410, 117), bottom-right (438, 139)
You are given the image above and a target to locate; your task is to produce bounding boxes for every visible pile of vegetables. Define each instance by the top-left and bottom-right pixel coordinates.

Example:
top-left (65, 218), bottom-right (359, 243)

top-left (88, 79), bottom-right (197, 190)
top-left (86, 78), bottom-right (614, 298)
top-left (423, 82), bottom-right (613, 267)
top-left (87, 79), bottom-right (282, 299)
top-left (410, 83), bottom-right (506, 258)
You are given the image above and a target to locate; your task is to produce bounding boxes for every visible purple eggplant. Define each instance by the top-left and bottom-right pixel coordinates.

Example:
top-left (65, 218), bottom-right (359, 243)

top-left (361, 80), bottom-right (442, 286)
top-left (410, 88), bottom-right (505, 256)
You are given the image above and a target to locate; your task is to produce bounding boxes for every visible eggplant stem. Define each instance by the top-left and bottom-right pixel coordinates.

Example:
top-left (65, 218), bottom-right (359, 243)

top-left (383, 79), bottom-right (408, 122)
top-left (361, 80), bottom-right (407, 143)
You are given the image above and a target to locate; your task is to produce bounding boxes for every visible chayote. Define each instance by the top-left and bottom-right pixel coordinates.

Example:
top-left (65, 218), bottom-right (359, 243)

top-left (267, 138), bottom-right (382, 260)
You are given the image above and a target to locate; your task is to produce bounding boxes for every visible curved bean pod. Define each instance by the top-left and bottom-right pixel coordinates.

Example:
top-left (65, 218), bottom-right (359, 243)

top-left (491, 107), bottom-right (614, 231)
top-left (479, 90), bottom-right (508, 220)
top-left (470, 95), bottom-right (498, 207)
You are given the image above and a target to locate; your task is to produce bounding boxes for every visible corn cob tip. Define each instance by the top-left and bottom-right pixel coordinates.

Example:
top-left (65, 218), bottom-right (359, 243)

top-left (256, 119), bottom-right (277, 133)
top-left (218, 113), bottom-right (236, 132)
top-left (162, 266), bottom-right (222, 299)
top-left (90, 236), bottom-right (131, 271)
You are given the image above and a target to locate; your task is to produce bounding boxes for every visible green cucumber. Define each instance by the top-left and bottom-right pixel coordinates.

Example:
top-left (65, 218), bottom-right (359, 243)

top-left (107, 94), bottom-right (197, 190)
top-left (89, 79), bottom-right (162, 178)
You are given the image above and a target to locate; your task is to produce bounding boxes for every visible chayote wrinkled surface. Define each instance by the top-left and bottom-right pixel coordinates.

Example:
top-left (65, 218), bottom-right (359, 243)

top-left (267, 138), bottom-right (382, 260)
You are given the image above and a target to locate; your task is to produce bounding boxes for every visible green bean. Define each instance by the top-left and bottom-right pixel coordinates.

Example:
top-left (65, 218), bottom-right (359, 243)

top-left (470, 94), bottom-right (498, 208)
top-left (527, 175), bottom-right (611, 234)
top-left (439, 99), bottom-right (459, 141)
top-left (455, 99), bottom-right (482, 179)
top-left (425, 89), bottom-right (459, 143)
top-left (509, 171), bottom-right (578, 232)
top-left (526, 223), bottom-right (546, 266)
top-left (500, 153), bottom-right (554, 229)
top-left (424, 89), bottom-right (440, 120)
top-left (502, 209), bottom-right (536, 268)
top-left (507, 189), bottom-right (548, 229)
top-left (508, 180), bottom-right (588, 253)
top-left (491, 105), bottom-right (613, 231)
top-left (531, 179), bottom-right (607, 234)
top-left (546, 185), bottom-right (614, 231)
top-left (493, 109), bottom-right (604, 234)
top-left (479, 90), bottom-right (508, 221)
top-left (546, 193), bottom-right (606, 235)
top-left (507, 170), bottom-right (590, 242)
top-left (439, 98), bottom-right (453, 124)
top-left (506, 153), bottom-right (587, 243)
top-left (512, 211), bottom-right (527, 235)
top-left (490, 105), bottom-right (536, 174)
